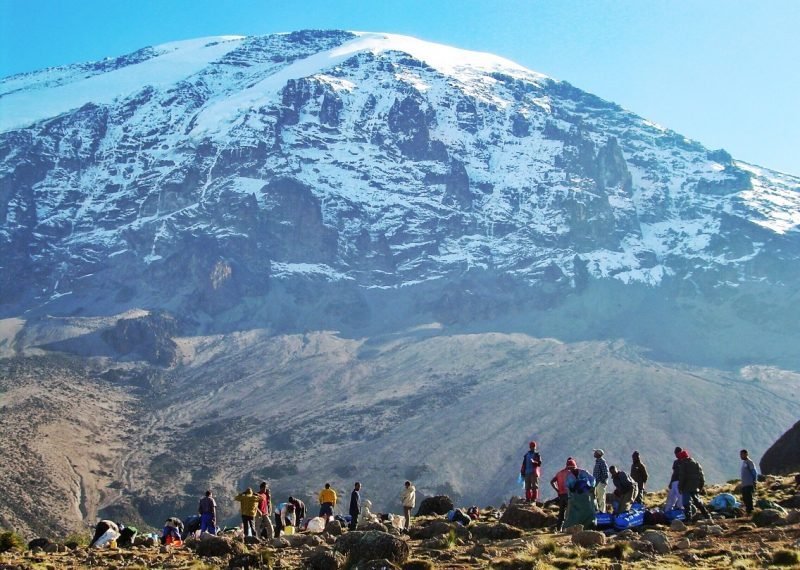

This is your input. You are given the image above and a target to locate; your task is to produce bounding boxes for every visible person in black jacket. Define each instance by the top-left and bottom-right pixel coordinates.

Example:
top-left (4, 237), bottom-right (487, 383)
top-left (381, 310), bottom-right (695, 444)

top-left (630, 451), bottom-right (649, 504)
top-left (349, 482), bottom-right (361, 531)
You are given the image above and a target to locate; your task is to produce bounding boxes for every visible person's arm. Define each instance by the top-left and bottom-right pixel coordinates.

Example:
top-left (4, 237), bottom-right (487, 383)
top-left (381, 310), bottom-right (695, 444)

top-left (550, 475), bottom-right (558, 493)
top-left (642, 464), bottom-right (649, 483)
top-left (534, 453), bottom-right (542, 467)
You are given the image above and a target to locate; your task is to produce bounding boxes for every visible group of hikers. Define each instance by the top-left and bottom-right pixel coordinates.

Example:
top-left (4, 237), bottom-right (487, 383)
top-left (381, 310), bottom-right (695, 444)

top-left (520, 441), bottom-right (760, 531)
top-left (88, 443), bottom-right (764, 547)
top-left (193, 479), bottom-right (417, 540)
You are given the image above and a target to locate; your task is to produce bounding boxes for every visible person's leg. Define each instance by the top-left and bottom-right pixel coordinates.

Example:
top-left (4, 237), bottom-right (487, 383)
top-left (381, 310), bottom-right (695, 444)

top-left (665, 481), bottom-right (680, 511)
top-left (524, 474), bottom-right (533, 501)
top-left (594, 482), bottom-right (606, 512)
top-left (742, 485), bottom-right (754, 514)
top-left (691, 492), bottom-right (711, 519)
top-left (531, 474), bottom-right (540, 502)
top-left (634, 482), bottom-right (644, 504)
top-left (619, 489), bottom-right (633, 513)
top-left (557, 494), bottom-right (567, 530)
top-left (404, 506), bottom-right (412, 530)
top-left (682, 490), bottom-right (693, 521)
top-left (349, 514), bottom-right (358, 530)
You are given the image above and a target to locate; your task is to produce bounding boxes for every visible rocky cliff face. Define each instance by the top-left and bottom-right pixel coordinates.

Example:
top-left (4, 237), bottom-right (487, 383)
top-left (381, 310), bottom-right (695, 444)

top-left (761, 420), bottom-right (800, 475)
top-left (2, 30), bottom-right (800, 532)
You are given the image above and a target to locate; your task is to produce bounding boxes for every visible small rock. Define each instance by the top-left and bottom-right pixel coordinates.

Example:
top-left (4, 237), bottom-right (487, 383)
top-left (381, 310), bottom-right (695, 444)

top-left (631, 540), bottom-right (655, 554)
top-left (42, 543), bottom-right (60, 553)
top-left (674, 537), bottom-right (690, 550)
top-left (753, 509), bottom-right (787, 527)
top-left (786, 509), bottom-right (800, 525)
top-left (272, 537), bottom-right (290, 548)
top-left (306, 549), bottom-right (344, 570)
top-left (159, 545), bottom-right (169, 553)
top-left (641, 530), bottom-right (670, 555)
top-left (571, 530), bottom-right (606, 547)
top-left (707, 525), bottom-right (724, 536)
top-left (670, 519), bottom-right (687, 532)
top-left (563, 524), bottom-right (583, 535)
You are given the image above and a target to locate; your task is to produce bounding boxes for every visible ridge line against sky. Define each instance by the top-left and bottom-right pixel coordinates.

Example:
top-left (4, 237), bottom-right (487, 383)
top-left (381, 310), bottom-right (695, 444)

top-left (0, 0), bottom-right (798, 176)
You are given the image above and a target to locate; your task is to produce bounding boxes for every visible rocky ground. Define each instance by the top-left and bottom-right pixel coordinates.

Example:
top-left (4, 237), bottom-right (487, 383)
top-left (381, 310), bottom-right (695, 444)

top-left (2, 475), bottom-right (799, 569)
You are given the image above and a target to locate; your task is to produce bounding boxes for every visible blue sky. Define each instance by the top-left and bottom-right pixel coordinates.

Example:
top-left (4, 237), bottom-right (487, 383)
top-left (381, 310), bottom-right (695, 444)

top-left (1, 0), bottom-right (798, 175)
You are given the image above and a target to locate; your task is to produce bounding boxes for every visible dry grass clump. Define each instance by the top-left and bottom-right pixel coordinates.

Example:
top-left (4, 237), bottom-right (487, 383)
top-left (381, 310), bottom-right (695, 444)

top-left (771, 549), bottom-right (800, 566)
top-left (0, 530), bottom-right (25, 553)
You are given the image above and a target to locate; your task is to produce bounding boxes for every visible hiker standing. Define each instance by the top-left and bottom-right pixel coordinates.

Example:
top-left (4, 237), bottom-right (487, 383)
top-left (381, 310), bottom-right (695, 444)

top-left (198, 490), bottom-right (217, 535)
top-left (401, 480), bottom-right (416, 530)
top-left (592, 449), bottom-right (609, 513)
top-left (739, 449), bottom-right (758, 514)
top-left (630, 451), bottom-right (648, 504)
top-left (563, 461), bottom-right (597, 529)
top-left (676, 449), bottom-right (712, 522)
top-left (318, 483), bottom-right (337, 522)
top-left (609, 465), bottom-right (637, 514)
top-left (664, 446), bottom-right (683, 511)
top-left (257, 482), bottom-right (274, 539)
top-left (549, 458), bottom-right (575, 531)
top-left (349, 482), bottom-right (362, 531)
top-left (520, 441), bottom-right (542, 503)
top-left (234, 488), bottom-right (260, 538)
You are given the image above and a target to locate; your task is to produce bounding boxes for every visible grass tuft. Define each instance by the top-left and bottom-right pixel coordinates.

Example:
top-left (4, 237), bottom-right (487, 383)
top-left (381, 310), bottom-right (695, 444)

top-left (0, 529), bottom-right (25, 553)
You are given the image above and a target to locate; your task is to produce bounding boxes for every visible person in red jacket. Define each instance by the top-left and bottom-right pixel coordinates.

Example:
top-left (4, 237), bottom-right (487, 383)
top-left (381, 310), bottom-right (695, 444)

top-left (550, 457), bottom-right (576, 531)
top-left (257, 482), bottom-right (274, 539)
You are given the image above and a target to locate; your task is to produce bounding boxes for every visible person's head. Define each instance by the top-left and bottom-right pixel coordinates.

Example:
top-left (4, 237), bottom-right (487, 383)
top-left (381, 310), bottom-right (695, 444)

top-left (593, 449), bottom-right (604, 459)
top-left (260, 481), bottom-right (268, 490)
top-left (609, 465), bottom-right (618, 475)
top-left (205, 490), bottom-right (212, 497)
top-left (529, 441), bottom-right (537, 450)
top-left (405, 480), bottom-right (411, 488)
top-left (632, 450), bottom-right (640, 461)
top-left (677, 450), bottom-right (690, 460)
top-left (674, 446), bottom-right (683, 457)
top-left (288, 496), bottom-right (295, 503)
top-left (325, 482), bottom-right (331, 489)
top-left (566, 457), bottom-right (577, 469)
top-left (740, 449), bottom-right (749, 460)
top-left (245, 487), bottom-right (253, 494)
top-left (354, 481), bottom-right (361, 491)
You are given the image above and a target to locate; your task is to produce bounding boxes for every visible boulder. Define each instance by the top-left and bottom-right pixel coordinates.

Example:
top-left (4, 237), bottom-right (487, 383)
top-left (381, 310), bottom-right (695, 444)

top-left (631, 540), bottom-right (655, 554)
top-left (674, 538), bottom-right (690, 550)
top-left (334, 531), bottom-right (409, 565)
top-left (27, 538), bottom-right (50, 550)
top-left (642, 530), bottom-right (670, 555)
top-left (563, 524), bottom-right (583, 535)
top-left (416, 496), bottom-right (454, 517)
top-left (468, 523), bottom-right (523, 541)
top-left (272, 537), bottom-right (290, 548)
top-left (325, 520), bottom-right (344, 536)
top-left (782, 495), bottom-right (800, 509)
top-left (359, 522), bottom-right (389, 533)
top-left (196, 536), bottom-right (246, 557)
top-left (306, 549), bottom-right (344, 570)
top-left (499, 505), bottom-right (557, 529)
top-left (243, 536), bottom-right (261, 545)
top-left (571, 530), bottom-right (606, 547)
top-left (785, 509), bottom-right (800, 525)
top-left (670, 519), bottom-right (687, 532)
top-left (753, 509), bottom-right (787, 527)
top-left (43, 543), bottom-right (62, 553)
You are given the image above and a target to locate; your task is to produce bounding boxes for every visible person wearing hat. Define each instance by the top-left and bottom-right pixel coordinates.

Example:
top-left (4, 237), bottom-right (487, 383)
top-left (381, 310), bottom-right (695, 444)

top-left (630, 451), bottom-right (648, 504)
top-left (592, 449), bottom-right (609, 512)
top-left (550, 457), bottom-right (576, 531)
top-left (520, 441), bottom-right (542, 503)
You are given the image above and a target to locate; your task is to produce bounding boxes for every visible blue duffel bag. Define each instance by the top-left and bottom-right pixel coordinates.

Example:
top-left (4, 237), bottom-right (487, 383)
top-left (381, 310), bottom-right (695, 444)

top-left (595, 512), bottom-right (614, 529)
top-left (614, 509), bottom-right (645, 530)
top-left (664, 508), bottom-right (685, 522)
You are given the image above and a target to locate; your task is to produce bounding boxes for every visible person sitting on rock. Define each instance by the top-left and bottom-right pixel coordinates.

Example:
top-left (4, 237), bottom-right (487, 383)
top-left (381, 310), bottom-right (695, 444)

top-left (677, 449), bottom-right (712, 522)
top-left (630, 451), bottom-right (649, 504)
top-left (563, 460), bottom-right (597, 529)
top-left (520, 441), bottom-right (542, 503)
top-left (609, 465), bottom-right (637, 514)
top-left (550, 458), bottom-right (575, 531)
top-left (234, 488), bottom-right (260, 538)
top-left (198, 490), bottom-right (217, 535)
top-left (318, 483), bottom-right (337, 523)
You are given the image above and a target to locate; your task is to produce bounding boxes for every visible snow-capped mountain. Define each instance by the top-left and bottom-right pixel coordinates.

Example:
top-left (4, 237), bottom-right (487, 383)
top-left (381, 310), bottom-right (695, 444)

top-left (3, 30), bottom-right (799, 321)
top-left (2, 31), bottom-right (800, 532)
